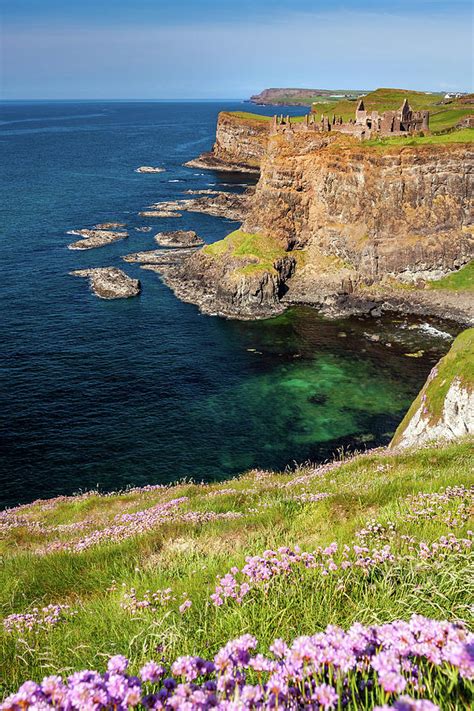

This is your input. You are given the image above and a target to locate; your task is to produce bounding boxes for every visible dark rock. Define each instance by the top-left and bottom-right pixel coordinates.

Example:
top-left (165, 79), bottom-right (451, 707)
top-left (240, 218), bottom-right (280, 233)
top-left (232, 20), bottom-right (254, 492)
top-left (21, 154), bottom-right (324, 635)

top-left (70, 267), bottom-right (141, 299)
top-left (154, 231), bottom-right (204, 248)
top-left (309, 393), bottom-right (328, 405)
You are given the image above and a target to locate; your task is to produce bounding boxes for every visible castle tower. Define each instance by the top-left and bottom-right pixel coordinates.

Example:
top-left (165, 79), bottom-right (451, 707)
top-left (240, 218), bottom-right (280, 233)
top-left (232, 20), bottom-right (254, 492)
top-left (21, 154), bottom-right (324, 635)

top-left (399, 98), bottom-right (412, 129)
top-left (355, 99), bottom-right (367, 124)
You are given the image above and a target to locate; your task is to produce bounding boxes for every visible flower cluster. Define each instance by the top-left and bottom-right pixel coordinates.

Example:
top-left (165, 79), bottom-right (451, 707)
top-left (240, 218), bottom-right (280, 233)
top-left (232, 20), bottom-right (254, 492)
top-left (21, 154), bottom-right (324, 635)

top-left (120, 587), bottom-right (175, 614)
top-left (288, 492), bottom-right (330, 504)
top-left (2, 616), bottom-right (472, 709)
top-left (3, 604), bottom-right (76, 636)
top-left (211, 546), bottom-right (322, 606)
top-left (356, 520), bottom-right (397, 544)
top-left (211, 531), bottom-right (472, 608)
top-left (405, 485), bottom-right (474, 528)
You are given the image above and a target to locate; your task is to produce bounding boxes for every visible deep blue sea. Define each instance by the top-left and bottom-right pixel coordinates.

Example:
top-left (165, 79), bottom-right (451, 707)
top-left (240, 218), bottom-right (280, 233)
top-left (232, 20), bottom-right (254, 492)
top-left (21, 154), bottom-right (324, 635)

top-left (0, 101), bottom-right (458, 508)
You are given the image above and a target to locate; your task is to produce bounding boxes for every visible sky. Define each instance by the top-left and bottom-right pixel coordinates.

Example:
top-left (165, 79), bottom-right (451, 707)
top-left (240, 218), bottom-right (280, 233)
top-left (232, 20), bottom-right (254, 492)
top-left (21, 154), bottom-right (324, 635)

top-left (1, 0), bottom-right (473, 99)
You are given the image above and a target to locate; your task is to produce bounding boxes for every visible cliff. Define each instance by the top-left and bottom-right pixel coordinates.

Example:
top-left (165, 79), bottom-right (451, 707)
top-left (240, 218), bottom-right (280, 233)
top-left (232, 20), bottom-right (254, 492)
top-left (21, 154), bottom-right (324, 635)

top-left (174, 128), bottom-right (473, 322)
top-left (391, 328), bottom-right (474, 448)
top-left (185, 112), bottom-right (269, 173)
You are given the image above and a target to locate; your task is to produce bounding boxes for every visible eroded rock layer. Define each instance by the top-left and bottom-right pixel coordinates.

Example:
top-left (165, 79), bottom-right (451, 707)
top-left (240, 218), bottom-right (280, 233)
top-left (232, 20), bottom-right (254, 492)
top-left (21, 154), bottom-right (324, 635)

top-left (245, 134), bottom-right (473, 280)
top-left (186, 113), bottom-right (269, 173)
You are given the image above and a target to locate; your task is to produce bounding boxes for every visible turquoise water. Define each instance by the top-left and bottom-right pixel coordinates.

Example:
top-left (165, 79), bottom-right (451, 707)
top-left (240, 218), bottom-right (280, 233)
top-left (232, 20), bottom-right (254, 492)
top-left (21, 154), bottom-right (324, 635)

top-left (0, 101), bottom-right (457, 508)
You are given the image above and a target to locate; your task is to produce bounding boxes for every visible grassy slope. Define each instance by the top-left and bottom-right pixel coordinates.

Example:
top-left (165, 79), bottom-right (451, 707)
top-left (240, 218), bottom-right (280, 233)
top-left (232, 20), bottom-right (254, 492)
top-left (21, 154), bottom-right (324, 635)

top-left (365, 127), bottom-right (474, 147)
top-left (230, 88), bottom-right (474, 143)
top-left (392, 329), bottom-right (474, 445)
top-left (1, 438), bottom-right (473, 696)
top-left (428, 260), bottom-right (474, 291)
top-left (203, 230), bottom-right (287, 275)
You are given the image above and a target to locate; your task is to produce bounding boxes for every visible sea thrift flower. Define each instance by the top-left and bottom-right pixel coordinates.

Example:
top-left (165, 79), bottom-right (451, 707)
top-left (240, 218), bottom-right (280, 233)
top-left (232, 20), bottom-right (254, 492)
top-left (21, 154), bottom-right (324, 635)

top-left (2, 616), bottom-right (472, 710)
top-left (179, 599), bottom-right (192, 614)
top-left (140, 661), bottom-right (165, 683)
top-left (107, 654), bottom-right (129, 674)
top-left (313, 683), bottom-right (339, 708)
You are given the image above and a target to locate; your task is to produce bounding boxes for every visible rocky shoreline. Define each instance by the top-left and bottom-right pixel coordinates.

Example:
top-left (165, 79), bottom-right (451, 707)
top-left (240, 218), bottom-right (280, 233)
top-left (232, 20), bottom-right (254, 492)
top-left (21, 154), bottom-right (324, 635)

top-left (145, 248), bottom-right (474, 325)
top-left (154, 121), bottom-right (473, 325)
top-left (184, 153), bottom-right (260, 174)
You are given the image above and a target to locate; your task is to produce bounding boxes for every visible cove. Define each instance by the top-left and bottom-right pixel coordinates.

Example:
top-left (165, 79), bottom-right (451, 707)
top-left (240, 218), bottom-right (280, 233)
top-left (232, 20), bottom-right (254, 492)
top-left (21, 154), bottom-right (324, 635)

top-left (0, 101), bottom-right (458, 508)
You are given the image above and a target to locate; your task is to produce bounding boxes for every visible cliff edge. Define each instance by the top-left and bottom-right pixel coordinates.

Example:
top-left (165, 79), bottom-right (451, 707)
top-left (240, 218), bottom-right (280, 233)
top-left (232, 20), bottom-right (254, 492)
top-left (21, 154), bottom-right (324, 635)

top-left (185, 112), bottom-right (269, 173)
top-left (172, 128), bottom-right (474, 322)
top-left (390, 328), bottom-right (474, 449)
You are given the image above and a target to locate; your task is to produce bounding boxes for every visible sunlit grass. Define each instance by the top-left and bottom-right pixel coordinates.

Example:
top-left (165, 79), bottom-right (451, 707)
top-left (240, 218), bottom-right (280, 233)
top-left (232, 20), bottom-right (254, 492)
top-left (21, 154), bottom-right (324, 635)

top-left (1, 438), bottom-right (473, 696)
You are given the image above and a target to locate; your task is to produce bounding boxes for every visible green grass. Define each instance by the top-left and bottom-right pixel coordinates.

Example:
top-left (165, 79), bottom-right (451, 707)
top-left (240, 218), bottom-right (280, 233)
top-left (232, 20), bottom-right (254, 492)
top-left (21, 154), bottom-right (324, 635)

top-left (365, 127), bottom-right (474, 147)
top-left (428, 260), bottom-right (474, 291)
top-left (392, 329), bottom-right (474, 444)
top-left (229, 111), bottom-right (308, 123)
top-left (1, 436), bottom-right (473, 697)
top-left (231, 88), bottom-right (474, 137)
top-left (203, 230), bottom-right (287, 274)
top-left (229, 112), bottom-right (272, 122)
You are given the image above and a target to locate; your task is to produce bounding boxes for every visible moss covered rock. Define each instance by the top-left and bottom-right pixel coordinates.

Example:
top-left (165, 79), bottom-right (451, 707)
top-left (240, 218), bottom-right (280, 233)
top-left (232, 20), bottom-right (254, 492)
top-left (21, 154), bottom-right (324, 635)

top-left (391, 328), bottom-right (474, 448)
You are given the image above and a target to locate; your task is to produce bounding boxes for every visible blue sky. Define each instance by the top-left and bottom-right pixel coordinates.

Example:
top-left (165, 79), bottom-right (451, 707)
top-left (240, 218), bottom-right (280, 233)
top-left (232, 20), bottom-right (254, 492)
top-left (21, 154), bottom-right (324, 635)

top-left (1, 0), bottom-right (472, 99)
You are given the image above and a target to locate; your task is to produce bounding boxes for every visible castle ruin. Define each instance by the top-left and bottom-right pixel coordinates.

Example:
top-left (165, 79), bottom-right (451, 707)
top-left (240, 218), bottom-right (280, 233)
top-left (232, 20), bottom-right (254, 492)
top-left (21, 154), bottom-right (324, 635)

top-left (271, 98), bottom-right (429, 139)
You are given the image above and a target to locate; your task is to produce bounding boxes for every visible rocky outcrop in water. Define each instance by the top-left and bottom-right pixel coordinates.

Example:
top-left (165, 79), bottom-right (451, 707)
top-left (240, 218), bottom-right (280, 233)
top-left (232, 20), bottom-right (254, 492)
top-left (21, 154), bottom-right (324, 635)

top-left (123, 248), bottom-right (198, 264)
top-left (135, 166), bottom-right (165, 173)
top-left (67, 229), bottom-right (128, 250)
top-left (390, 328), bottom-right (474, 448)
top-left (186, 113), bottom-right (268, 173)
top-left (70, 268), bottom-right (141, 299)
top-left (145, 191), bottom-right (251, 222)
top-left (154, 231), bottom-right (204, 248)
top-left (138, 211), bottom-right (182, 218)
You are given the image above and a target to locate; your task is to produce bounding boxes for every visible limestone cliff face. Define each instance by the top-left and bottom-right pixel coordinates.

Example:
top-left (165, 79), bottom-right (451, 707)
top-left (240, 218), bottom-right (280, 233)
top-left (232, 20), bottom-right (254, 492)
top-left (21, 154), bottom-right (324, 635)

top-left (244, 134), bottom-right (474, 282)
top-left (186, 113), bottom-right (269, 172)
top-left (390, 329), bottom-right (474, 449)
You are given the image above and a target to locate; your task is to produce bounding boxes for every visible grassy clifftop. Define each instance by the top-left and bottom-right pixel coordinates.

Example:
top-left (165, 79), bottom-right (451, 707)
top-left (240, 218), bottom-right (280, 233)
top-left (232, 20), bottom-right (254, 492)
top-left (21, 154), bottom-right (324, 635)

top-left (203, 229), bottom-right (288, 275)
top-left (230, 88), bottom-right (474, 141)
top-left (1, 436), bottom-right (473, 705)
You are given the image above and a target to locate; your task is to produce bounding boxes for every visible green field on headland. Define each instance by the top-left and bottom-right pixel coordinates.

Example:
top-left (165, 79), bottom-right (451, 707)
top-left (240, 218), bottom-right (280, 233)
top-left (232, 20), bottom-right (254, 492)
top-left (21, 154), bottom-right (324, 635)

top-left (232, 88), bottom-right (474, 142)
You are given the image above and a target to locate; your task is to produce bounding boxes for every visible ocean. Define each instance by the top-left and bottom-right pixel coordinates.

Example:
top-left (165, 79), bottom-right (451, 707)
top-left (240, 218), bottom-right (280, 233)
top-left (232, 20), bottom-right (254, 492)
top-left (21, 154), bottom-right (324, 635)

top-left (0, 101), bottom-right (457, 508)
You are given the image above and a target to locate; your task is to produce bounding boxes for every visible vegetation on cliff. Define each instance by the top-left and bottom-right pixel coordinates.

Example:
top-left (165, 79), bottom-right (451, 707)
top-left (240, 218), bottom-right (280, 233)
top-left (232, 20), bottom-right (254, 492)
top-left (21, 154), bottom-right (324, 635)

top-left (203, 230), bottom-right (287, 275)
top-left (391, 329), bottom-right (474, 447)
top-left (428, 260), bottom-right (474, 291)
top-left (1, 434), bottom-right (473, 706)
